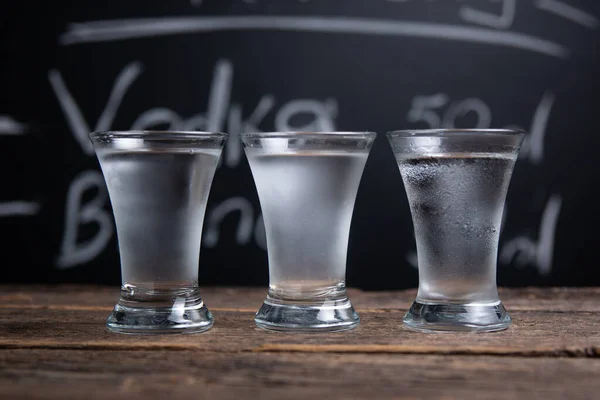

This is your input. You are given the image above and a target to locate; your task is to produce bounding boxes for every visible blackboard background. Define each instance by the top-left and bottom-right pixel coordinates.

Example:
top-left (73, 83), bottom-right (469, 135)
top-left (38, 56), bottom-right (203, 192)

top-left (1, 0), bottom-right (599, 289)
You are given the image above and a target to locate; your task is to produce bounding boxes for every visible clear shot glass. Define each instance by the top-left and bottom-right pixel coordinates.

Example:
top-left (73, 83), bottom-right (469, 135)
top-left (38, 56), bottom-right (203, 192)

top-left (90, 130), bottom-right (226, 334)
top-left (241, 131), bottom-right (376, 332)
top-left (387, 129), bottom-right (525, 333)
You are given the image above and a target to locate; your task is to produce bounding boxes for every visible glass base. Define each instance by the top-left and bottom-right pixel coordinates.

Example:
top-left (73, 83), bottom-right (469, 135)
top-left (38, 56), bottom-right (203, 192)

top-left (402, 300), bottom-right (511, 333)
top-left (106, 284), bottom-right (213, 334)
top-left (254, 287), bottom-right (360, 332)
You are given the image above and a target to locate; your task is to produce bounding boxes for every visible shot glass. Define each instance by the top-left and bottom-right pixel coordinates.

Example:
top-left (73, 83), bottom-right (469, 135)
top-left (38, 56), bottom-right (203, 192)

top-left (242, 131), bottom-right (376, 332)
top-left (387, 129), bottom-right (525, 333)
top-left (90, 130), bottom-right (226, 334)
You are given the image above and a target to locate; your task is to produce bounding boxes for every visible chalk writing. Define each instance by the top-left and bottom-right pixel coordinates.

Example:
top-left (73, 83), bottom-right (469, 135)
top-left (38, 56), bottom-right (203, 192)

top-left (0, 115), bottom-right (28, 135)
top-left (203, 197), bottom-right (255, 247)
top-left (49, 57), bottom-right (339, 264)
top-left (500, 194), bottom-right (562, 276)
top-left (443, 98), bottom-right (492, 129)
top-left (275, 99), bottom-right (337, 132)
top-left (223, 95), bottom-right (274, 168)
top-left (407, 93), bottom-right (492, 129)
top-left (41, 0), bottom-right (591, 285)
top-left (207, 60), bottom-right (233, 133)
top-left (535, 0), bottom-right (599, 29)
top-left (459, 0), bottom-right (516, 29)
top-left (510, 91), bottom-right (555, 165)
top-left (49, 62), bottom-right (143, 155)
top-left (0, 116), bottom-right (39, 218)
top-left (59, 16), bottom-right (569, 58)
top-left (406, 92), bottom-right (555, 164)
top-left (407, 93), bottom-right (449, 128)
top-left (129, 60), bottom-right (229, 133)
top-left (72, 58), bottom-right (335, 170)
top-left (0, 202), bottom-right (40, 217)
top-left (56, 170), bottom-right (114, 269)
top-left (131, 108), bottom-right (182, 130)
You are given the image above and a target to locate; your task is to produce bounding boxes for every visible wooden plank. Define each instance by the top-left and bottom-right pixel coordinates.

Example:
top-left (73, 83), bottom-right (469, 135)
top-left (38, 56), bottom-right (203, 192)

top-left (1, 349), bottom-right (598, 400)
top-left (1, 286), bottom-right (600, 399)
top-left (0, 307), bottom-right (598, 357)
top-left (0, 285), bottom-right (266, 312)
top-left (1, 285), bottom-right (600, 312)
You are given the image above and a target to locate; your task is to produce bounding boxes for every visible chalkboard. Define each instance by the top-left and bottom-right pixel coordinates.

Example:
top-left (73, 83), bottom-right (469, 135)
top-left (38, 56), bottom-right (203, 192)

top-left (2, 0), bottom-right (599, 289)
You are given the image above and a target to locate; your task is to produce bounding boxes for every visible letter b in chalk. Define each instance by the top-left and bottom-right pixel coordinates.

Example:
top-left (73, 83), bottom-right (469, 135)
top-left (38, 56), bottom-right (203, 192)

top-left (56, 170), bottom-right (114, 269)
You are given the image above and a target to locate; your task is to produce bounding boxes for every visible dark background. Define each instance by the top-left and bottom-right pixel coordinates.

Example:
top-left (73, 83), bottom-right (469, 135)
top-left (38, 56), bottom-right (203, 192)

top-left (1, 0), bottom-right (599, 289)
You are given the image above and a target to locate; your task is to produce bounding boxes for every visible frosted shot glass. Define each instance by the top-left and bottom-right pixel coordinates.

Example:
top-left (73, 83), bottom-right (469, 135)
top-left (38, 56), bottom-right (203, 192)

top-left (90, 130), bottom-right (226, 334)
top-left (387, 129), bottom-right (525, 333)
top-left (242, 131), bottom-right (376, 332)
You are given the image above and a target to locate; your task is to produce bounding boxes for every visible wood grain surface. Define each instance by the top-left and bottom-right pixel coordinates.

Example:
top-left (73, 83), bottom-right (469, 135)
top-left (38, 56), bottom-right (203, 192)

top-left (0, 285), bottom-right (599, 399)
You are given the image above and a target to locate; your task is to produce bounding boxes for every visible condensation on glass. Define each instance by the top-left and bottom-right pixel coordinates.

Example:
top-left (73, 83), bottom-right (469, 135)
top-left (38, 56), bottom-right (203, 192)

top-left (387, 129), bottom-right (525, 333)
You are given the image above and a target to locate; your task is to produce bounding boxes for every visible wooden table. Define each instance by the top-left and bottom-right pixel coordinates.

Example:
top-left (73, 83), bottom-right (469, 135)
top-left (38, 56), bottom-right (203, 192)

top-left (1, 286), bottom-right (599, 399)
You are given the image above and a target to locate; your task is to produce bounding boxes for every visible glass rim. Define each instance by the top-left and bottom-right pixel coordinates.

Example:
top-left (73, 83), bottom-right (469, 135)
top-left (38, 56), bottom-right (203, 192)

top-left (89, 130), bottom-right (227, 141)
top-left (387, 129), bottom-right (526, 138)
top-left (240, 131), bottom-right (376, 139)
